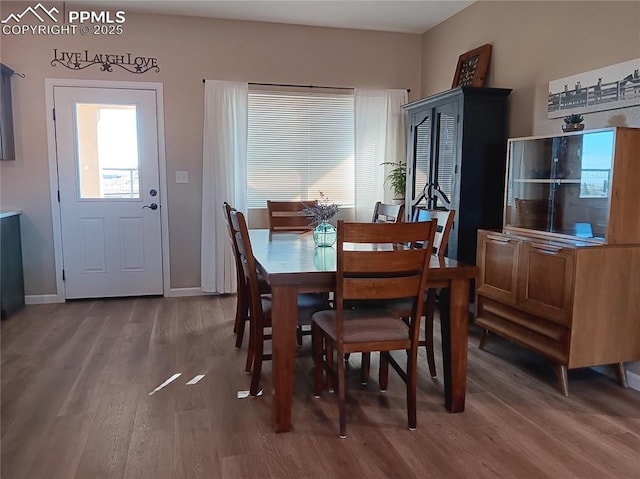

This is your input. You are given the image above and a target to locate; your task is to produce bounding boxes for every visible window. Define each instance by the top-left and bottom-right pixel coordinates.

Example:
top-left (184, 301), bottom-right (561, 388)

top-left (247, 89), bottom-right (354, 208)
top-left (76, 103), bottom-right (140, 199)
top-left (579, 130), bottom-right (613, 199)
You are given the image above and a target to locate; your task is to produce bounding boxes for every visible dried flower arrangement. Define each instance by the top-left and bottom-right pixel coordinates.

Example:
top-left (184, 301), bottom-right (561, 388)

top-left (302, 192), bottom-right (339, 226)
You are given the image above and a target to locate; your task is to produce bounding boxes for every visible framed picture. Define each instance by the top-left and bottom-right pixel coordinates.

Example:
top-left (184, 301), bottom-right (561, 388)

top-left (547, 57), bottom-right (640, 118)
top-left (452, 44), bottom-right (492, 88)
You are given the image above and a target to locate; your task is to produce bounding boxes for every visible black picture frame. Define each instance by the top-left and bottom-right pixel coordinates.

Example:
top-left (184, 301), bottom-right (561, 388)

top-left (0, 63), bottom-right (16, 161)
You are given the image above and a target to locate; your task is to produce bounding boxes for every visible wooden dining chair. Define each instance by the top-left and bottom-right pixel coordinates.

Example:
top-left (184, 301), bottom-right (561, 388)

top-left (411, 207), bottom-right (455, 377)
top-left (344, 201), bottom-right (405, 362)
top-left (230, 209), bottom-right (330, 396)
top-left (223, 202), bottom-right (272, 350)
top-left (371, 201), bottom-right (404, 224)
top-left (418, 208), bottom-right (455, 260)
top-left (311, 219), bottom-right (436, 438)
top-left (345, 200), bottom-right (406, 368)
top-left (267, 200), bottom-right (317, 232)
top-left (359, 207), bottom-right (456, 380)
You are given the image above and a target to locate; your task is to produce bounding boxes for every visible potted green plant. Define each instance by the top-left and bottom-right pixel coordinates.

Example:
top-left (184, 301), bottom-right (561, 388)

top-left (381, 161), bottom-right (406, 202)
top-left (562, 114), bottom-right (585, 132)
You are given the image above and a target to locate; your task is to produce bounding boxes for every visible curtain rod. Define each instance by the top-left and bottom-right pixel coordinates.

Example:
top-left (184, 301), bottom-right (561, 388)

top-left (202, 78), bottom-right (409, 93)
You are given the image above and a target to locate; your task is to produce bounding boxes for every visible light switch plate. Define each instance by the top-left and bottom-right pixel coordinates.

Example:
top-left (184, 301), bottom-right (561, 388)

top-left (175, 171), bottom-right (189, 184)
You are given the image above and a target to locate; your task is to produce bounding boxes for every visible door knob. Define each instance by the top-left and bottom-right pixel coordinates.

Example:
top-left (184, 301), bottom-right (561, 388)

top-left (142, 203), bottom-right (158, 210)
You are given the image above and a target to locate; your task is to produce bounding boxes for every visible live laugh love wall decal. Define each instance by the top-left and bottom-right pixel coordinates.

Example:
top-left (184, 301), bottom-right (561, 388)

top-left (51, 48), bottom-right (160, 74)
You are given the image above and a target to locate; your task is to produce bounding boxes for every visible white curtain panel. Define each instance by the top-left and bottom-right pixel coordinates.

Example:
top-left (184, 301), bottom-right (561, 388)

top-left (201, 80), bottom-right (248, 293)
top-left (354, 89), bottom-right (408, 221)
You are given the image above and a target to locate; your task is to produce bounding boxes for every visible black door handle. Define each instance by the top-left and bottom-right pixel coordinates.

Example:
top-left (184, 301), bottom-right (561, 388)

top-left (142, 203), bottom-right (158, 210)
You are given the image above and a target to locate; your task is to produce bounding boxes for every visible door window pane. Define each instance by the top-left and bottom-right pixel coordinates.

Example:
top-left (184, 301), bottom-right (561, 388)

top-left (76, 104), bottom-right (140, 199)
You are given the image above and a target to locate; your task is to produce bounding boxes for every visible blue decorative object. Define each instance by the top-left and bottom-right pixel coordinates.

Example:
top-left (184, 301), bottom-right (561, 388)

top-left (313, 221), bottom-right (337, 247)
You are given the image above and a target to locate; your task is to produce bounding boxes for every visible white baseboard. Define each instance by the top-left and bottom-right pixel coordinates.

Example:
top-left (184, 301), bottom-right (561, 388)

top-left (25, 289), bottom-right (224, 302)
top-left (25, 294), bottom-right (63, 304)
top-left (592, 365), bottom-right (640, 392)
top-left (628, 369), bottom-right (640, 392)
top-left (168, 287), bottom-right (220, 297)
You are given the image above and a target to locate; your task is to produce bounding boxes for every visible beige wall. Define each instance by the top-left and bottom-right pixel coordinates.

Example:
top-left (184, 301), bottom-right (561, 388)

top-left (421, 0), bottom-right (640, 377)
top-left (0, 5), bottom-right (421, 294)
top-left (421, 1), bottom-right (640, 136)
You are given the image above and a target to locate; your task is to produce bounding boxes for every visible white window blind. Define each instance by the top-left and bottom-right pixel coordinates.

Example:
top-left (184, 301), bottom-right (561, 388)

top-left (247, 90), bottom-right (355, 208)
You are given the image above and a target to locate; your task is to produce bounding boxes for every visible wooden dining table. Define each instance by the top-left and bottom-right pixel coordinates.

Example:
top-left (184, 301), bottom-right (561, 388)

top-left (248, 229), bottom-right (478, 433)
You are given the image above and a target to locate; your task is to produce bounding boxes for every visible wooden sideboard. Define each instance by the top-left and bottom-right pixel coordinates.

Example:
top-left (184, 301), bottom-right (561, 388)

top-left (475, 230), bottom-right (640, 395)
top-left (475, 127), bottom-right (640, 395)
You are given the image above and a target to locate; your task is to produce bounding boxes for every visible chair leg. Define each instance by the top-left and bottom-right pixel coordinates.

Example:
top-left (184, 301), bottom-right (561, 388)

top-left (337, 351), bottom-right (347, 438)
top-left (296, 326), bottom-right (303, 347)
top-left (424, 289), bottom-right (437, 378)
top-left (407, 348), bottom-right (418, 430)
top-left (379, 351), bottom-right (389, 391)
top-left (245, 310), bottom-right (255, 373)
top-left (235, 289), bottom-right (249, 349)
top-left (360, 352), bottom-right (371, 385)
top-left (233, 293), bottom-right (241, 334)
top-left (327, 342), bottom-right (335, 392)
top-left (312, 324), bottom-right (324, 397)
top-left (249, 322), bottom-right (264, 396)
top-left (235, 315), bottom-right (247, 349)
top-left (478, 328), bottom-right (489, 350)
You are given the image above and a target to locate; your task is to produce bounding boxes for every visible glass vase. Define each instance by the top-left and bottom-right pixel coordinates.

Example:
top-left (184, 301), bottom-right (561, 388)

top-left (313, 246), bottom-right (336, 271)
top-left (313, 221), bottom-right (337, 247)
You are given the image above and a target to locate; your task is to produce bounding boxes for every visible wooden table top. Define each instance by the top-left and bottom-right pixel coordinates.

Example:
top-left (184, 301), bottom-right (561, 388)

top-left (248, 229), bottom-right (478, 284)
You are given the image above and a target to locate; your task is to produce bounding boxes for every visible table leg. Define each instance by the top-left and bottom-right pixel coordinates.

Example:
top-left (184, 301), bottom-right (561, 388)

top-left (440, 278), bottom-right (469, 413)
top-left (270, 284), bottom-right (299, 432)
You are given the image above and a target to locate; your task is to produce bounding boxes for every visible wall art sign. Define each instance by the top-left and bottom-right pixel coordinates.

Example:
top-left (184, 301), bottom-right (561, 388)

top-left (548, 58), bottom-right (640, 118)
top-left (51, 49), bottom-right (159, 74)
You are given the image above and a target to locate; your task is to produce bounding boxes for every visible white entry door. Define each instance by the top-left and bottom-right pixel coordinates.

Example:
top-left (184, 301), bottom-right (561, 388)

top-left (54, 86), bottom-right (163, 299)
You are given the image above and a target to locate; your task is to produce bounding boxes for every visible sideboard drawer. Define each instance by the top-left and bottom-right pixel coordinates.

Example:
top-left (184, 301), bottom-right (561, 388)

top-left (476, 295), bottom-right (569, 364)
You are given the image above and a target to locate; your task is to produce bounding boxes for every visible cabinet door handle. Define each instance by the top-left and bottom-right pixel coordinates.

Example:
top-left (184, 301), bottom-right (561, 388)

top-left (530, 242), bottom-right (562, 254)
top-left (486, 235), bottom-right (514, 244)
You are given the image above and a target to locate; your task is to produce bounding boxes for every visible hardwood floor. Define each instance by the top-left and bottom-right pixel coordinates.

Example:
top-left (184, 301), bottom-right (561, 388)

top-left (2, 295), bottom-right (639, 478)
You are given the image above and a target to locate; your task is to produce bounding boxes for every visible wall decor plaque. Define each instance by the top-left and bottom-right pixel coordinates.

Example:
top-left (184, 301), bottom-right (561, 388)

top-left (51, 49), bottom-right (159, 74)
top-left (452, 44), bottom-right (492, 88)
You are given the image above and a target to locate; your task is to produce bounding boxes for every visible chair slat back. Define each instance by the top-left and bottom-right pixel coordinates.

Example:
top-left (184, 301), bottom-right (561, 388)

top-left (335, 220), bottom-right (436, 338)
top-left (223, 202), bottom-right (243, 290)
top-left (230, 210), bottom-right (263, 324)
top-left (412, 207), bottom-right (455, 259)
top-left (371, 201), bottom-right (405, 224)
top-left (342, 249), bottom-right (428, 274)
top-left (342, 275), bottom-right (425, 301)
top-left (267, 200), bottom-right (317, 232)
